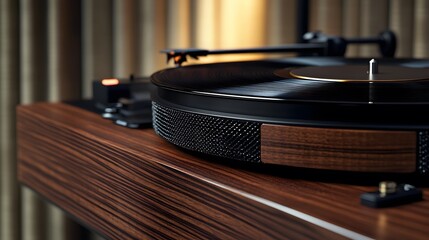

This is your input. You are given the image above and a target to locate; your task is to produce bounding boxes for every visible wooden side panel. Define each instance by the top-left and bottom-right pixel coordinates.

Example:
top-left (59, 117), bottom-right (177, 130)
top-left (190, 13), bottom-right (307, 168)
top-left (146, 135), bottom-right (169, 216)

top-left (261, 124), bottom-right (416, 172)
top-left (17, 103), bottom-right (347, 240)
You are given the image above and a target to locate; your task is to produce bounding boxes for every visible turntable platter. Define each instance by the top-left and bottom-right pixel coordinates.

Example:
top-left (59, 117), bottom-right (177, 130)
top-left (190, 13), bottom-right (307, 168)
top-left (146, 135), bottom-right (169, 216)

top-left (151, 57), bottom-right (429, 129)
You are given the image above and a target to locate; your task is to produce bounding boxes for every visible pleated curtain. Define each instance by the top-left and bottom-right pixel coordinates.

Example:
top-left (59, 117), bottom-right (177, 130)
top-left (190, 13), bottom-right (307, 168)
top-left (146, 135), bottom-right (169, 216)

top-left (1, 0), bottom-right (428, 239)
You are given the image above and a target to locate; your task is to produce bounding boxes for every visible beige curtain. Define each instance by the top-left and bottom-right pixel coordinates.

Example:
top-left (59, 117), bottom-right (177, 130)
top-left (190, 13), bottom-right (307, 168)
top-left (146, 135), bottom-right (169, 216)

top-left (1, 0), bottom-right (429, 239)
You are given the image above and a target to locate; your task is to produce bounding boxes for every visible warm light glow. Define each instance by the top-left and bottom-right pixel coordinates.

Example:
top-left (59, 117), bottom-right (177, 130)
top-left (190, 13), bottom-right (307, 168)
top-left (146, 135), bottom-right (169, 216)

top-left (218, 0), bottom-right (267, 62)
top-left (101, 78), bottom-right (120, 86)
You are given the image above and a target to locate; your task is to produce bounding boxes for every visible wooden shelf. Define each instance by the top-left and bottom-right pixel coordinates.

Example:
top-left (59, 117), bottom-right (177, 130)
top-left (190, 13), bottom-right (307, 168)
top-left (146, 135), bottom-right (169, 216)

top-left (17, 103), bottom-right (429, 239)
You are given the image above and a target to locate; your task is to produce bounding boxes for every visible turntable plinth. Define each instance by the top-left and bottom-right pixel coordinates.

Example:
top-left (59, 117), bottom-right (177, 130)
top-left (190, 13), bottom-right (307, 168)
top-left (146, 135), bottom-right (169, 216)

top-left (151, 58), bottom-right (429, 174)
top-left (261, 124), bottom-right (416, 172)
top-left (17, 102), bottom-right (429, 239)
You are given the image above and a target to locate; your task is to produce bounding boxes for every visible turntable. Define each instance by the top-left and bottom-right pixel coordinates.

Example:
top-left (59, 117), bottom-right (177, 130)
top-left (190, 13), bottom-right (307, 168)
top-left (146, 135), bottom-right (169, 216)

top-left (149, 31), bottom-right (429, 175)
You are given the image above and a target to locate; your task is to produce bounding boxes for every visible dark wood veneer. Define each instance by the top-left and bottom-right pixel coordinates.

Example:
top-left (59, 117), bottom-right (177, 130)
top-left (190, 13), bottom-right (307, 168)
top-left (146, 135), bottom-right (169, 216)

top-left (17, 103), bottom-right (429, 239)
top-left (261, 124), bottom-right (416, 172)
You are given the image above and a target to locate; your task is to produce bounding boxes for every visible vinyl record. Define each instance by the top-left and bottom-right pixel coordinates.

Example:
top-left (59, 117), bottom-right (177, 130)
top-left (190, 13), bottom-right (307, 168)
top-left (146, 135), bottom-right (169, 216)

top-left (151, 57), bottom-right (429, 129)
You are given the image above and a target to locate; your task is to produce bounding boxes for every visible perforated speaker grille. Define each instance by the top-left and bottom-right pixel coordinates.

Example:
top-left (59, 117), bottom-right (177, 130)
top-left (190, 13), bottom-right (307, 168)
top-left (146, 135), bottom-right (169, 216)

top-left (418, 131), bottom-right (429, 174)
top-left (152, 102), bottom-right (261, 162)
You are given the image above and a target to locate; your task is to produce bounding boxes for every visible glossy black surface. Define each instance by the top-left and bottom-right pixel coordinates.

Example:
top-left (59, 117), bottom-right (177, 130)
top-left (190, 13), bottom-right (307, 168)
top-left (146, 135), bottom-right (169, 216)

top-left (151, 57), bottom-right (429, 129)
top-left (152, 57), bottom-right (429, 104)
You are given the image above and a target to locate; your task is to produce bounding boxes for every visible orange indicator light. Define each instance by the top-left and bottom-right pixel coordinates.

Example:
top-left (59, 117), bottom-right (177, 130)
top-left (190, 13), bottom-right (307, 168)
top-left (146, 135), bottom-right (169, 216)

top-left (101, 78), bottom-right (120, 86)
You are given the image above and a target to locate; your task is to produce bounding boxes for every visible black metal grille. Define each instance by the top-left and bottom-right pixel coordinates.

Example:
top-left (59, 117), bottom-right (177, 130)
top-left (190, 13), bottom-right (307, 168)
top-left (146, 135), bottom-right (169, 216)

top-left (418, 131), bottom-right (429, 174)
top-left (152, 102), bottom-right (261, 162)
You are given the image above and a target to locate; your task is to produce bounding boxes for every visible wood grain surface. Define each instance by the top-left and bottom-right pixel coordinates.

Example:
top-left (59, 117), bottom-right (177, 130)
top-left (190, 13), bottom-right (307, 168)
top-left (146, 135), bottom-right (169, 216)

top-left (261, 124), bottom-right (417, 172)
top-left (17, 103), bottom-right (429, 240)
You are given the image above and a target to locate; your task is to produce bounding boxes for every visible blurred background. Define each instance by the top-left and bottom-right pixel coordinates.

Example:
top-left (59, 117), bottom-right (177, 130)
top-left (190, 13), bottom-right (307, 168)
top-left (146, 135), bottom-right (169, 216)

top-left (1, 0), bottom-right (429, 239)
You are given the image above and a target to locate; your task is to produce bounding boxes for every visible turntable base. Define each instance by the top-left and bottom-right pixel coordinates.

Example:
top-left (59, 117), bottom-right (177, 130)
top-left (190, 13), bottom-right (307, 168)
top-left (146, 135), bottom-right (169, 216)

top-left (17, 102), bottom-right (429, 239)
top-left (151, 57), bottom-right (429, 175)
